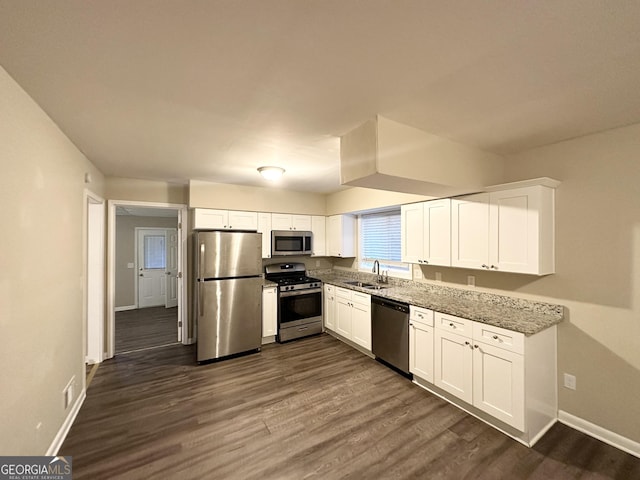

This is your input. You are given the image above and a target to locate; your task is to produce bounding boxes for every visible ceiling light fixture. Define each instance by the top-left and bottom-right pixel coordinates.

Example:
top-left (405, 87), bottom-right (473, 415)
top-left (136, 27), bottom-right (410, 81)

top-left (257, 166), bottom-right (285, 180)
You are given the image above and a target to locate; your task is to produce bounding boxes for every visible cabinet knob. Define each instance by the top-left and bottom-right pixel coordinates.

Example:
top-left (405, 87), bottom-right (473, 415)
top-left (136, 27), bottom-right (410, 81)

top-left (449, 322), bottom-right (455, 328)
top-left (474, 345), bottom-right (479, 349)
top-left (423, 260), bottom-right (429, 264)
top-left (418, 314), bottom-right (423, 318)
top-left (481, 264), bottom-right (489, 269)
top-left (492, 335), bottom-right (499, 340)
top-left (490, 265), bottom-right (498, 270)
top-left (418, 260), bottom-right (422, 264)
top-left (464, 341), bottom-right (470, 346)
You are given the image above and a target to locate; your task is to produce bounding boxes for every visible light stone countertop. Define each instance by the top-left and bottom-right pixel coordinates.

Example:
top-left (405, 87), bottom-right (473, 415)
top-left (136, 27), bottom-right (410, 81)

top-left (313, 271), bottom-right (564, 336)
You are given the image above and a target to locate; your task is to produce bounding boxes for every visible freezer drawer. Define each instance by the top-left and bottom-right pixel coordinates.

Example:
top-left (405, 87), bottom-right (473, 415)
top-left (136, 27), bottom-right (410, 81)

top-left (196, 276), bottom-right (262, 362)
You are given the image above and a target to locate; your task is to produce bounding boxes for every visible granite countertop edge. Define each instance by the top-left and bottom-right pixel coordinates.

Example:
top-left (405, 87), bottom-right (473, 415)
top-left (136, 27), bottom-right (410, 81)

top-left (314, 273), bottom-right (563, 336)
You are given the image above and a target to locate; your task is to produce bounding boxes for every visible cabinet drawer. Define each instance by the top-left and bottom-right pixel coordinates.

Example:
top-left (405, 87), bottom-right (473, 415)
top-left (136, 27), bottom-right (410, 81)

top-left (473, 323), bottom-right (524, 354)
top-left (352, 291), bottom-right (371, 306)
top-left (435, 312), bottom-right (473, 336)
top-left (410, 306), bottom-right (434, 326)
top-left (336, 287), bottom-right (352, 299)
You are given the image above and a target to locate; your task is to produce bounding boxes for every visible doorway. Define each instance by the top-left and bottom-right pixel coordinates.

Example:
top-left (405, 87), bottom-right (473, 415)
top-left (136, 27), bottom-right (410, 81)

top-left (107, 201), bottom-right (189, 358)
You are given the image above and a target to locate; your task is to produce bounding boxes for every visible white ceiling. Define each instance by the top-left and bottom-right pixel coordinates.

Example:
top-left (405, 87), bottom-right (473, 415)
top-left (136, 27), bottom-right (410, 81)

top-left (1, 1), bottom-right (640, 193)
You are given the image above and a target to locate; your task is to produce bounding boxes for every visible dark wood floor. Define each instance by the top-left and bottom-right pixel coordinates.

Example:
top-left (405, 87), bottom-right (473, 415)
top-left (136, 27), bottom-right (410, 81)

top-left (62, 334), bottom-right (640, 479)
top-left (115, 306), bottom-right (178, 354)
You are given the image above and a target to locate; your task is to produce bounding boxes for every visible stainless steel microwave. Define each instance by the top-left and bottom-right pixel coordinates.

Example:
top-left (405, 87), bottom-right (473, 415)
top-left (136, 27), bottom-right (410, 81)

top-left (271, 230), bottom-right (313, 256)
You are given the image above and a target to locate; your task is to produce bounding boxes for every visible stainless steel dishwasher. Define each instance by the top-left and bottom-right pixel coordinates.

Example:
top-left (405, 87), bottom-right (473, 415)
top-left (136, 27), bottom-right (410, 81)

top-left (371, 296), bottom-right (411, 376)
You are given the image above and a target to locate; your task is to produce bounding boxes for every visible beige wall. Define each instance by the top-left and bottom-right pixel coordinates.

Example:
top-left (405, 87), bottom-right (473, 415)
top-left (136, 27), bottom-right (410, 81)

top-left (106, 176), bottom-right (187, 204)
top-left (0, 66), bottom-right (105, 454)
top-left (503, 124), bottom-right (640, 442)
top-left (414, 123), bottom-right (640, 443)
top-left (189, 180), bottom-right (326, 214)
top-left (115, 215), bottom-right (178, 307)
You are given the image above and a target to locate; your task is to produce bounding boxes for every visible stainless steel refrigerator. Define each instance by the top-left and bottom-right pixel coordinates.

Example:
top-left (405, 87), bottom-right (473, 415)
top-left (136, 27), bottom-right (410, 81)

top-left (194, 230), bottom-right (263, 362)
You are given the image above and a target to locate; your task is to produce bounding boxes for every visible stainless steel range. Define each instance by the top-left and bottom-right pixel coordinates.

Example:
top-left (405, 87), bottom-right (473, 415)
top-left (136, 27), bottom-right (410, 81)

top-left (265, 263), bottom-right (323, 342)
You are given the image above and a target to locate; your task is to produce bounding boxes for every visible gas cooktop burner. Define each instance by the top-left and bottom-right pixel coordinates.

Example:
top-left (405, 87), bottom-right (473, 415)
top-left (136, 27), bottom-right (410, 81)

top-left (264, 262), bottom-right (321, 291)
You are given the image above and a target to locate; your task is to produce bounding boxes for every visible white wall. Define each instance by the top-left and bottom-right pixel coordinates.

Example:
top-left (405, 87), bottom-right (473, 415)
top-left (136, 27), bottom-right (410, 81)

top-left (0, 65), bottom-right (104, 454)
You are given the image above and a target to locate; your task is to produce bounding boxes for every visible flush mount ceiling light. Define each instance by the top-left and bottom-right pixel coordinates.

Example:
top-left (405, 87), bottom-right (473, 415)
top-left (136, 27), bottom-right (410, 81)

top-left (257, 166), bottom-right (285, 180)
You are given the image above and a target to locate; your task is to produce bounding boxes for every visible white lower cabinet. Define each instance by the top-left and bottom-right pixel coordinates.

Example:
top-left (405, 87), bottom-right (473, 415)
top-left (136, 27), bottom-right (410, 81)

top-left (335, 287), bottom-right (371, 350)
top-left (323, 284), bottom-right (336, 331)
top-left (432, 312), bottom-right (552, 436)
top-left (472, 338), bottom-right (525, 430)
top-left (409, 306), bottom-right (435, 383)
top-left (262, 286), bottom-right (277, 342)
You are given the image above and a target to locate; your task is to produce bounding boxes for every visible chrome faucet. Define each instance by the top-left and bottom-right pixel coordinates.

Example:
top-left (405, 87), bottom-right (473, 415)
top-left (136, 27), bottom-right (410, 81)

top-left (372, 260), bottom-right (381, 282)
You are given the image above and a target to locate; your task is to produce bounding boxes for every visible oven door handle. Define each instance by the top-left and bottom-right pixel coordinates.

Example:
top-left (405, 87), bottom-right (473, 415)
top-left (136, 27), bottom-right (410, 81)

top-left (279, 288), bottom-right (322, 297)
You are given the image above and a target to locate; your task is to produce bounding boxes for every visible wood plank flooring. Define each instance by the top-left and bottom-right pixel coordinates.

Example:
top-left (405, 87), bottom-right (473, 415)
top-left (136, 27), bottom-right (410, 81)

top-left (115, 306), bottom-right (178, 354)
top-left (62, 334), bottom-right (640, 479)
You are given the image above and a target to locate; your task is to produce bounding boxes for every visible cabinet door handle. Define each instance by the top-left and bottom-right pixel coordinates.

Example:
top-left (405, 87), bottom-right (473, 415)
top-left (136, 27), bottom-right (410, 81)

top-left (481, 264), bottom-right (489, 269)
top-left (492, 335), bottom-right (499, 340)
top-left (490, 265), bottom-right (498, 270)
top-left (464, 341), bottom-right (470, 346)
top-left (474, 344), bottom-right (479, 349)
top-left (423, 260), bottom-right (429, 264)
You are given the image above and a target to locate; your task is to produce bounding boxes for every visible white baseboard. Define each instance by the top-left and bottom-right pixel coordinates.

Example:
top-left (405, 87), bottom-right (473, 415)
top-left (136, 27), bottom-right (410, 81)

top-left (558, 410), bottom-right (640, 459)
top-left (46, 389), bottom-right (86, 456)
top-left (115, 305), bottom-right (136, 312)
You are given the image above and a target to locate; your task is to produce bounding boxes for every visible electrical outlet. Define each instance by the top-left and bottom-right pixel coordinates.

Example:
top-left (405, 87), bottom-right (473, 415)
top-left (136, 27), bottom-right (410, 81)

top-left (467, 275), bottom-right (475, 287)
top-left (563, 373), bottom-right (576, 390)
top-left (63, 376), bottom-right (75, 409)
top-left (414, 266), bottom-right (422, 279)
top-left (315, 260), bottom-right (320, 267)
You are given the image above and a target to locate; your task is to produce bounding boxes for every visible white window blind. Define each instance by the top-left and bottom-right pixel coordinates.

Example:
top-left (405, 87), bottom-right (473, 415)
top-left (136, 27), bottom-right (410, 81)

top-left (360, 210), bottom-right (402, 261)
top-left (359, 208), bottom-right (410, 277)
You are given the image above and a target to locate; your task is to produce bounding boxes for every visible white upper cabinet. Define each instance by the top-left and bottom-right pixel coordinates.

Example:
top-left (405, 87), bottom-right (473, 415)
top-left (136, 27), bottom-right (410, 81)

top-left (451, 194), bottom-right (490, 270)
top-left (193, 208), bottom-right (258, 231)
top-left (401, 199), bottom-right (451, 266)
top-left (452, 182), bottom-right (557, 275)
top-left (257, 213), bottom-right (272, 259)
top-left (311, 215), bottom-right (326, 257)
top-left (271, 213), bottom-right (312, 231)
top-left (327, 214), bottom-right (356, 257)
top-left (228, 210), bottom-right (259, 230)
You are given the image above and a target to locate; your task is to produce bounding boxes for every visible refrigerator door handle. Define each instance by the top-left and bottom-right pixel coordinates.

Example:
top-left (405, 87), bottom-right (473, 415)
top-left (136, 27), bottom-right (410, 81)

top-left (198, 281), bottom-right (204, 317)
top-left (199, 242), bottom-right (205, 279)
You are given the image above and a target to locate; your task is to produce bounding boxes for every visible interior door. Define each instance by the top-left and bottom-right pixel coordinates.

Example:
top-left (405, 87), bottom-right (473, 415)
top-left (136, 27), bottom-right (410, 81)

top-left (165, 228), bottom-right (178, 308)
top-left (137, 229), bottom-right (167, 308)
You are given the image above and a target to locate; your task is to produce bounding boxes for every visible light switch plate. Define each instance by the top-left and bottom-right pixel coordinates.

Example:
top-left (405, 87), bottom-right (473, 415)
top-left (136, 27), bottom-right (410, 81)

top-left (564, 373), bottom-right (577, 390)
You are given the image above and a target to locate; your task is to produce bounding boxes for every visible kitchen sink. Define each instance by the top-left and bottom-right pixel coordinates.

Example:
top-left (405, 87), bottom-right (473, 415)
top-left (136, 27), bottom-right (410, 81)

top-left (343, 280), bottom-right (389, 290)
top-left (343, 281), bottom-right (374, 287)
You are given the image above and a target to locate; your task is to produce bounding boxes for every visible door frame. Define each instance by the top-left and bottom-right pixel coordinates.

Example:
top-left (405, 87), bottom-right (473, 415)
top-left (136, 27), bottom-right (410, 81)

top-left (84, 190), bottom-right (105, 365)
top-left (106, 200), bottom-right (189, 359)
